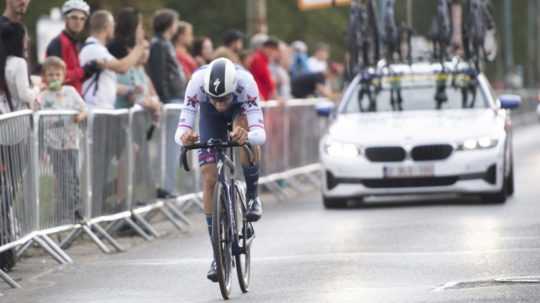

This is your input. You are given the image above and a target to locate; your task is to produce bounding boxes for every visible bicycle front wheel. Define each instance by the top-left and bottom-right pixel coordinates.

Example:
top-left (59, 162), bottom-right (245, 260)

top-left (212, 182), bottom-right (232, 299)
top-left (234, 182), bottom-right (252, 293)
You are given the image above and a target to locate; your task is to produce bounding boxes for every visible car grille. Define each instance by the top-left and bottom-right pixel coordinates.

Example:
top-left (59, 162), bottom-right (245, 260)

top-left (365, 147), bottom-right (406, 162)
top-left (411, 144), bottom-right (454, 161)
top-left (362, 177), bottom-right (458, 188)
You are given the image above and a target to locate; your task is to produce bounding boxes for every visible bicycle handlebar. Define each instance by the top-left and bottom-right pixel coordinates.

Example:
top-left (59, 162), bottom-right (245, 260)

top-left (180, 140), bottom-right (255, 172)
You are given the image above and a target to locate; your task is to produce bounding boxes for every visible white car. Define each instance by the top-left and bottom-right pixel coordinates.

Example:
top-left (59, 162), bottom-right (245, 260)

top-left (318, 61), bottom-right (521, 208)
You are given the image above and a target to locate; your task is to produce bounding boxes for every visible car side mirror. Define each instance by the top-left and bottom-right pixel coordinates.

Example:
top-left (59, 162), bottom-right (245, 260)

top-left (499, 94), bottom-right (521, 110)
top-left (315, 101), bottom-right (335, 118)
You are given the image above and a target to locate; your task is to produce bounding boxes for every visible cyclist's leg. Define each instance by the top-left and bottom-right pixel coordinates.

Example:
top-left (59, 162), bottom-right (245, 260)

top-left (233, 115), bottom-right (263, 221)
top-left (199, 102), bottom-right (230, 237)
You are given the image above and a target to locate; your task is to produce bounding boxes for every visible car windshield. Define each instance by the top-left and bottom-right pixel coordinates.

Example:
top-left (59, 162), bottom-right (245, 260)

top-left (342, 72), bottom-right (491, 113)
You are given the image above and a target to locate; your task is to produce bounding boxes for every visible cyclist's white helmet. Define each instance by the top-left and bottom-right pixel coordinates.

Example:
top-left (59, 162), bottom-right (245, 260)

top-left (62, 0), bottom-right (90, 16)
top-left (204, 58), bottom-right (237, 99)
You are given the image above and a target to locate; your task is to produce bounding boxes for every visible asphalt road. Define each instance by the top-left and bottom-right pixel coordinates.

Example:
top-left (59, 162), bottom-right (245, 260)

top-left (2, 124), bottom-right (540, 303)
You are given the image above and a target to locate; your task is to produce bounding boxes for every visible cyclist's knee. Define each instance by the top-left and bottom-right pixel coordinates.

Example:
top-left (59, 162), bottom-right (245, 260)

top-left (201, 165), bottom-right (218, 189)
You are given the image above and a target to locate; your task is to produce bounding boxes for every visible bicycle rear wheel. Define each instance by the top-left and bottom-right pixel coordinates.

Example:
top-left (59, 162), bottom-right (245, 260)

top-left (212, 182), bottom-right (232, 299)
top-left (233, 182), bottom-right (252, 293)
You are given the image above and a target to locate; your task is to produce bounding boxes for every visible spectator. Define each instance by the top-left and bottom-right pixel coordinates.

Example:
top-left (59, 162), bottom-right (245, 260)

top-left (248, 37), bottom-right (279, 101)
top-left (270, 41), bottom-right (292, 100)
top-left (79, 10), bottom-right (144, 109)
top-left (0, 22), bottom-right (37, 111)
top-left (0, 21), bottom-right (35, 273)
top-left (290, 40), bottom-right (310, 79)
top-left (146, 9), bottom-right (185, 198)
top-left (147, 9), bottom-right (186, 104)
top-left (172, 21), bottom-right (197, 80)
top-left (108, 7), bottom-right (144, 62)
top-left (46, 0), bottom-right (101, 94)
top-left (37, 56), bottom-right (87, 223)
top-left (0, 0), bottom-right (30, 25)
top-left (116, 41), bottom-right (161, 120)
top-left (191, 36), bottom-right (213, 66)
top-left (307, 42), bottom-right (330, 73)
top-left (291, 69), bottom-right (337, 100)
top-left (214, 29), bottom-right (244, 64)
top-left (79, 10), bottom-right (144, 212)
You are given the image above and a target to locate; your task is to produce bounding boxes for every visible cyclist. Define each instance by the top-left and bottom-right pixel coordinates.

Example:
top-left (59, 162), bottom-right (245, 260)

top-left (175, 57), bottom-right (266, 282)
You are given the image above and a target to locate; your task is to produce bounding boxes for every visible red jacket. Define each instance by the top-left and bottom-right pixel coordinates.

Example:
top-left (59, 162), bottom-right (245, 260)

top-left (176, 51), bottom-right (198, 80)
top-left (46, 31), bottom-right (86, 93)
top-left (249, 50), bottom-right (275, 101)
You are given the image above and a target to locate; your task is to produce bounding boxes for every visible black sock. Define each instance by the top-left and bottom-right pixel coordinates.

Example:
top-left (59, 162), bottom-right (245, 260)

top-left (243, 164), bottom-right (259, 200)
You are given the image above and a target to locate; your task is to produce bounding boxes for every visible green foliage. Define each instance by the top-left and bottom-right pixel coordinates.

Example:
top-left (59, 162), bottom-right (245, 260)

top-left (0, 0), bottom-right (538, 83)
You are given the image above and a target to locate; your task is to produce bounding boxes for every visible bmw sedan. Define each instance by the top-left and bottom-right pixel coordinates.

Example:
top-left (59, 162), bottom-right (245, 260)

top-left (318, 62), bottom-right (521, 208)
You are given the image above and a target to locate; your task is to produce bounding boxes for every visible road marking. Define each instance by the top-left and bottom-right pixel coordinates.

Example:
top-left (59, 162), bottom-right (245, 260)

top-left (434, 275), bottom-right (540, 292)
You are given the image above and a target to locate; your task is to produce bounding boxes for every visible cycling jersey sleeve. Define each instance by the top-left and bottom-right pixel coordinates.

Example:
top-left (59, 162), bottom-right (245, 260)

top-left (175, 76), bottom-right (201, 146)
top-left (241, 73), bottom-right (266, 145)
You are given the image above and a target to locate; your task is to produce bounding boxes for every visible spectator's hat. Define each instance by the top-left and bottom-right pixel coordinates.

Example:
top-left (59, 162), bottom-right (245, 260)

top-left (62, 0), bottom-right (90, 16)
top-left (291, 41), bottom-right (308, 53)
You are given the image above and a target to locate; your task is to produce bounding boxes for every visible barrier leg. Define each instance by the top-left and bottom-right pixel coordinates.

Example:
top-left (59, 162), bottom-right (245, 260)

top-left (306, 171), bottom-right (322, 186)
top-left (123, 217), bottom-right (153, 241)
top-left (187, 196), bottom-right (204, 212)
top-left (60, 228), bottom-right (83, 250)
top-left (92, 223), bottom-right (125, 253)
top-left (15, 240), bottom-right (34, 260)
top-left (159, 206), bottom-right (188, 231)
top-left (263, 182), bottom-right (288, 202)
top-left (0, 269), bottom-right (21, 289)
top-left (104, 220), bottom-right (123, 235)
top-left (165, 203), bottom-right (192, 226)
top-left (81, 224), bottom-right (111, 254)
top-left (39, 235), bottom-right (74, 264)
top-left (32, 236), bottom-right (68, 265)
top-left (284, 177), bottom-right (305, 193)
top-left (132, 212), bottom-right (161, 238)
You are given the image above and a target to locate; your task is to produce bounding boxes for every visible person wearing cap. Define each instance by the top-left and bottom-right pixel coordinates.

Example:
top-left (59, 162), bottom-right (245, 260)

top-left (213, 29), bottom-right (244, 64)
top-left (46, 0), bottom-right (102, 94)
top-left (290, 40), bottom-right (310, 79)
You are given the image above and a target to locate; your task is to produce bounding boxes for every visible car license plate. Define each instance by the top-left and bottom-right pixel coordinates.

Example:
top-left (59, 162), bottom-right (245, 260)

top-left (383, 165), bottom-right (434, 178)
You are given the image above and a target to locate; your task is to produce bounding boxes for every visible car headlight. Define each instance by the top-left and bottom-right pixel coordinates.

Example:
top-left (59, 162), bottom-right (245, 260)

top-left (457, 137), bottom-right (499, 151)
top-left (323, 140), bottom-right (361, 158)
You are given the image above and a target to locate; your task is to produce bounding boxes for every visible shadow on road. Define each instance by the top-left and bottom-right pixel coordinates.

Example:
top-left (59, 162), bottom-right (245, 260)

top-left (331, 196), bottom-right (510, 210)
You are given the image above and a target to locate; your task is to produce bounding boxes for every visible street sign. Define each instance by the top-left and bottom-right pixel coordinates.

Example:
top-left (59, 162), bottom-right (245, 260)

top-left (298, 0), bottom-right (351, 10)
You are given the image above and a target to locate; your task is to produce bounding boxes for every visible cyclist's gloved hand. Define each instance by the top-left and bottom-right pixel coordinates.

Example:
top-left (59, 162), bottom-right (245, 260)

top-left (230, 126), bottom-right (248, 145)
top-left (181, 130), bottom-right (199, 145)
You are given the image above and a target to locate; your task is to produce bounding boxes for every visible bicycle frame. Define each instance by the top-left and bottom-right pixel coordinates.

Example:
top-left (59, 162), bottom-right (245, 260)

top-left (180, 140), bottom-right (254, 256)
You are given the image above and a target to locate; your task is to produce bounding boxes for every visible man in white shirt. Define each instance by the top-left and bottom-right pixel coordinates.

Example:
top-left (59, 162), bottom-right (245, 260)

top-left (307, 42), bottom-right (330, 73)
top-left (79, 10), bottom-right (144, 109)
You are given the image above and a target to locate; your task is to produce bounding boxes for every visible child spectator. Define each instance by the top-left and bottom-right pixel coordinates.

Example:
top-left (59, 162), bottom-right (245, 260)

top-left (37, 56), bottom-right (87, 223)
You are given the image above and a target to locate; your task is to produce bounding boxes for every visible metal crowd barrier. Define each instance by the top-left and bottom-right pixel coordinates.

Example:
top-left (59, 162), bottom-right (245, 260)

top-left (0, 99), bottom-right (327, 290)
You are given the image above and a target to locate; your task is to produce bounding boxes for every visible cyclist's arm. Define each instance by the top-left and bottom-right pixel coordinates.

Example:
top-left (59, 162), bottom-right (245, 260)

top-left (175, 78), bottom-right (200, 146)
top-left (242, 74), bottom-right (266, 145)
